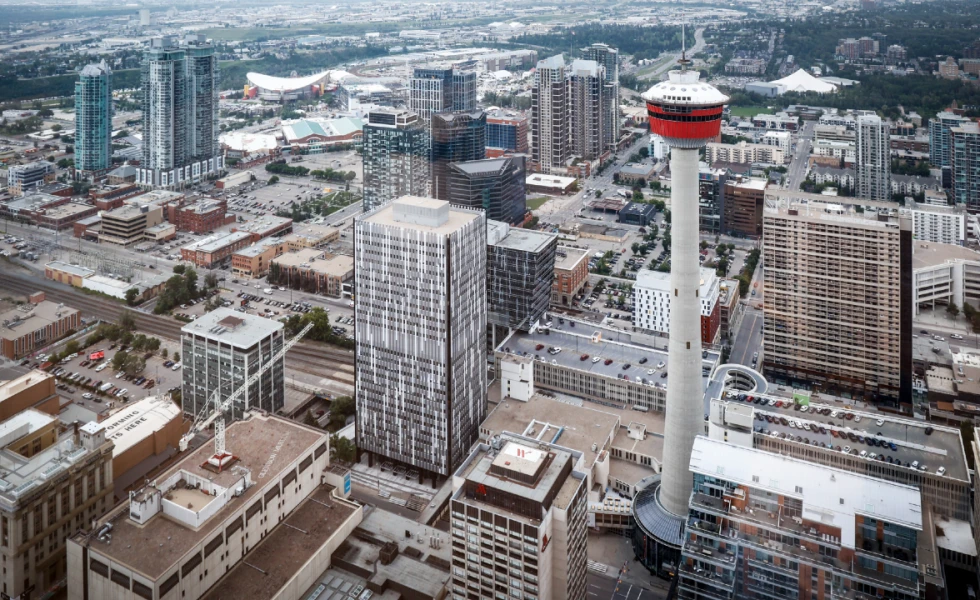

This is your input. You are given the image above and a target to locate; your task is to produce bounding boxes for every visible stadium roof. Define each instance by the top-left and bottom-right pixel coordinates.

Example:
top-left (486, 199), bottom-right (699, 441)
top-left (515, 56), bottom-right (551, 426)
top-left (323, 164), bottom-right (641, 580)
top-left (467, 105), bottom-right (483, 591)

top-left (282, 117), bottom-right (364, 142)
top-left (770, 69), bottom-right (837, 94)
top-left (246, 71), bottom-right (329, 92)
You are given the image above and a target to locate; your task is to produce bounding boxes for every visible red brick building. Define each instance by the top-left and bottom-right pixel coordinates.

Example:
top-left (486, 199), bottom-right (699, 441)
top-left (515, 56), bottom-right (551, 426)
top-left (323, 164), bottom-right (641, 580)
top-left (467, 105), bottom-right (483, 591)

top-left (166, 197), bottom-right (235, 233)
top-left (552, 246), bottom-right (590, 306)
top-left (89, 184), bottom-right (144, 211)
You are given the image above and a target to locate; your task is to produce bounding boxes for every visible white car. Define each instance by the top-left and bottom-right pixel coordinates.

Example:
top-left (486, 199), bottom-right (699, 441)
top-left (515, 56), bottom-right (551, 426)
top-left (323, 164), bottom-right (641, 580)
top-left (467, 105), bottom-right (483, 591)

top-left (647, 369), bottom-right (654, 375)
top-left (656, 361), bottom-right (665, 369)
top-left (853, 416), bottom-right (862, 423)
top-left (82, 393), bottom-right (93, 400)
top-left (875, 419), bottom-right (884, 426)
top-left (592, 357), bottom-right (601, 363)
top-left (950, 334), bottom-right (964, 340)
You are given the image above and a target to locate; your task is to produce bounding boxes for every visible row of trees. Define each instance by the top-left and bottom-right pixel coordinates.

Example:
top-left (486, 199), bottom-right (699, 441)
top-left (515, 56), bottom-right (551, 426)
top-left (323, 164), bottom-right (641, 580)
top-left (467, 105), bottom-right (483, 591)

top-left (265, 162), bottom-right (309, 177)
top-left (310, 168), bottom-right (356, 183)
top-left (153, 265), bottom-right (212, 314)
top-left (282, 307), bottom-right (354, 349)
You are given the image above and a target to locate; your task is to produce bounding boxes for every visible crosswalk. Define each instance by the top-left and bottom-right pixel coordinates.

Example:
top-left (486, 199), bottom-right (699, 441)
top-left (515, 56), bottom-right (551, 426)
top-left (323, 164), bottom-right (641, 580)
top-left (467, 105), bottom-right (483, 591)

top-left (587, 560), bottom-right (610, 574)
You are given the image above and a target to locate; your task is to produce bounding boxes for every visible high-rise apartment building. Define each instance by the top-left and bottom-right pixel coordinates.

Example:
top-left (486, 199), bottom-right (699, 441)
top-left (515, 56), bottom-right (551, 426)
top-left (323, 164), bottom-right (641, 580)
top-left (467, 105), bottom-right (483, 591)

top-left (531, 55), bottom-right (569, 175)
top-left (568, 59), bottom-right (606, 162)
top-left (354, 197), bottom-right (487, 479)
top-left (855, 114), bottom-right (891, 201)
top-left (929, 110), bottom-right (971, 177)
top-left (138, 35), bottom-right (223, 189)
top-left (676, 436), bottom-right (943, 600)
top-left (722, 177), bottom-right (767, 238)
top-left (762, 191), bottom-right (912, 405)
top-left (449, 156), bottom-right (527, 225)
top-left (74, 61), bottom-right (112, 177)
top-left (951, 121), bottom-right (980, 211)
top-left (486, 109), bottom-right (529, 156)
top-left (430, 110), bottom-right (486, 201)
top-left (486, 219), bottom-right (557, 331)
top-left (361, 109), bottom-right (430, 213)
top-left (180, 308), bottom-right (285, 421)
top-left (449, 432), bottom-right (589, 600)
top-left (409, 65), bottom-right (477, 118)
top-left (580, 43), bottom-right (620, 149)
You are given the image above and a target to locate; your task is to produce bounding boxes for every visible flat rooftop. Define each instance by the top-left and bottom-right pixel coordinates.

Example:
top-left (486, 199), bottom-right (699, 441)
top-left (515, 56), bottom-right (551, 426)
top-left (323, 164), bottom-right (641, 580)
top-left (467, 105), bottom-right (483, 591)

top-left (483, 394), bottom-right (621, 466)
top-left (360, 196), bottom-right (479, 236)
top-left (489, 224), bottom-right (555, 254)
top-left (182, 307), bottom-right (283, 349)
top-left (284, 222), bottom-right (340, 243)
top-left (912, 241), bottom-right (980, 269)
top-left (0, 370), bottom-right (53, 403)
top-left (0, 301), bottom-right (79, 342)
top-left (94, 395), bottom-right (181, 457)
top-left (41, 202), bottom-right (95, 219)
top-left (235, 215), bottom-right (293, 234)
top-left (183, 231), bottom-right (253, 254)
top-left (691, 436), bottom-right (923, 546)
top-left (235, 240), bottom-right (281, 258)
top-left (201, 486), bottom-right (358, 600)
top-left (498, 328), bottom-right (719, 390)
top-left (0, 428), bottom-right (100, 503)
top-left (555, 246), bottom-right (589, 271)
top-left (45, 261), bottom-right (95, 278)
top-left (714, 388), bottom-right (970, 482)
top-left (0, 408), bottom-right (54, 449)
top-left (764, 189), bottom-right (907, 230)
top-left (274, 251), bottom-right (353, 277)
top-left (103, 203), bottom-right (157, 221)
top-left (84, 413), bottom-right (325, 580)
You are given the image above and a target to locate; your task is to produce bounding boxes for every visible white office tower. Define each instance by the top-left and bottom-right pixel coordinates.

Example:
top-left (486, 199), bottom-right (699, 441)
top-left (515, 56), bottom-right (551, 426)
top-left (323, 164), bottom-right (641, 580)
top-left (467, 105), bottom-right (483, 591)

top-left (856, 113), bottom-right (891, 201)
top-left (637, 62), bottom-right (728, 570)
top-left (354, 197), bottom-right (487, 481)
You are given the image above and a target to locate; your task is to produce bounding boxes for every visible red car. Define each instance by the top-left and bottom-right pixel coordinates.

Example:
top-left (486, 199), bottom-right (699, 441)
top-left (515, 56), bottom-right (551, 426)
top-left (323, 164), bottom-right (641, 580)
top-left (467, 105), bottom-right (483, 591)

top-left (580, 354), bottom-right (589, 361)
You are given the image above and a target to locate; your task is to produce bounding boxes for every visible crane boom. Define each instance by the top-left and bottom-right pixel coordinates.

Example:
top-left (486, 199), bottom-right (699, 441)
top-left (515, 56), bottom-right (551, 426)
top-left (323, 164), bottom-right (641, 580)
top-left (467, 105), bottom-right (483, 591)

top-left (178, 322), bottom-right (314, 455)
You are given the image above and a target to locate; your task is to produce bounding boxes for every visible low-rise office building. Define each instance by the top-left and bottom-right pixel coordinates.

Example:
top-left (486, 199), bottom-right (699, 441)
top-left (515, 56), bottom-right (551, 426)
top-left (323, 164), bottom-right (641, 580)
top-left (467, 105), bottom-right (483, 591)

top-left (99, 204), bottom-right (164, 246)
top-left (552, 246), bottom-right (590, 306)
top-left (230, 239), bottom-right (286, 280)
top-left (282, 222), bottom-right (341, 251)
top-left (67, 412), bottom-right (362, 600)
top-left (35, 202), bottom-right (99, 231)
top-left (618, 201), bottom-right (657, 227)
top-left (911, 201), bottom-right (966, 245)
top-left (88, 183), bottom-right (144, 210)
top-left (180, 231), bottom-right (253, 268)
top-left (0, 294), bottom-right (81, 360)
top-left (166, 196), bottom-right (234, 233)
top-left (450, 432), bottom-right (589, 600)
top-left (706, 141), bottom-right (785, 165)
top-left (269, 249), bottom-right (354, 298)
top-left (0, 417), bottom-right (114, 599)
top-left (0, 369), bottom-right (60, 420)
top-left (718, 279), bottom-right (743, 339)
top-left (912, 241), bottom-right (980, 316)
top-left (233, 215), bottom-right (294, 242)
top-left (6, 161), bottom-right (54, 192)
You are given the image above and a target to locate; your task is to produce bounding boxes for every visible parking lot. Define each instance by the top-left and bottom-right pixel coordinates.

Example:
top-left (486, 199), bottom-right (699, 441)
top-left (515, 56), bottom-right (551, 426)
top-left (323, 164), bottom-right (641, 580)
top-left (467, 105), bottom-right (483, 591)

top-left (35, 341), bottom-right (184, 413)
top-left (725, 391), bottom-right (968, 481)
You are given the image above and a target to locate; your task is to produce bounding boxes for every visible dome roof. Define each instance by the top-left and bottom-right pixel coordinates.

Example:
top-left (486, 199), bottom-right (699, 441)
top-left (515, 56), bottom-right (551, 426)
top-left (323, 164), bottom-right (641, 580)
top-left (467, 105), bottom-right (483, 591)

top-left (642, 69), bottom-right (729, 107)
top-left (246, 71), bottom-right (330, 92)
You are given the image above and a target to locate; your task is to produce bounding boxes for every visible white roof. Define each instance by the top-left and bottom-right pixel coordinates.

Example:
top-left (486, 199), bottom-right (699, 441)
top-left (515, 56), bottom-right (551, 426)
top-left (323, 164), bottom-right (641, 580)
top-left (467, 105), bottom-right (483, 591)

top-left (219, 132), bottom-right (278, 153)
top-left (93, 396), bottom-right (181, 456)
top-left (690, 437), bottom-right (923, 547)
top-left (770, 69), bottom-right (838, 94)
top-left (934, 517), bottom-right (977, 556)
top-left (246, 71), bottom-right (329, 92)
top-left (642, 69), bottom-right (728, 106)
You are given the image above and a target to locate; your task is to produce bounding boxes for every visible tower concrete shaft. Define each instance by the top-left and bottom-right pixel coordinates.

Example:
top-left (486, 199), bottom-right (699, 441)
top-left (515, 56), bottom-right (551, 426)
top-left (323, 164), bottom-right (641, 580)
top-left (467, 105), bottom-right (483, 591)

top-left (659, 146), bottom-right (704, 517)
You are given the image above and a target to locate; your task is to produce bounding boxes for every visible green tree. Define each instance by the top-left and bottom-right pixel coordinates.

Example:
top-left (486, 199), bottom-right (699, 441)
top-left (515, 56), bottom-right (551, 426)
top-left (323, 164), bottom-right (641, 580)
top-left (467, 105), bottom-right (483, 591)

top-left (65, 340), bottom-right (80, 355)
top-left (330, 434), bottom-right (356, 463)
top-left (131, 334), bottom-right (147, 352)
top-left (125, 287), bottom-right (139, 306)
top-left (146, 337), bottom-right (161, 352)
top-left (594, 190), bottom-right (602, 198)
top-left (161, 348), bottom-right (168, 359)
top-left (111, 350), bottom-right (129, 370)
top-left (204, 272), bottom-right (219, 290)
top-left (330, 395), bottom-right (355, 429)
top-left (119, 310), bottom-right (137, 330)
top-left (700, 241), bottom-right (709, 251)
top-left (947, 302), bottom-right (959, 319)
top-left (173, 265), bottom-right (186, 275)
top-left (123, 354), bottom-right (145, 376)
top-left (268, 175), bottom-right (279, 185)
top-left (173, 351), bottom-right (180, 363)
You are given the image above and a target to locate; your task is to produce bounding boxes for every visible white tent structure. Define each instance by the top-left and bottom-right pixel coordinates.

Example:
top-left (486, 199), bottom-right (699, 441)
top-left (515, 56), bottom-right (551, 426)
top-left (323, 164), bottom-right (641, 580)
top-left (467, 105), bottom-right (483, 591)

top-left (769, 69), bottom-right (838, 94)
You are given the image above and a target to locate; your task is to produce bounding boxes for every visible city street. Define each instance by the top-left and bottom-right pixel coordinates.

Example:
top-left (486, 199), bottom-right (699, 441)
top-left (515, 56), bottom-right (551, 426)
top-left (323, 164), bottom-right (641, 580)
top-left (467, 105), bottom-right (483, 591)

top-left (786, 121), bottom-right (815, 190)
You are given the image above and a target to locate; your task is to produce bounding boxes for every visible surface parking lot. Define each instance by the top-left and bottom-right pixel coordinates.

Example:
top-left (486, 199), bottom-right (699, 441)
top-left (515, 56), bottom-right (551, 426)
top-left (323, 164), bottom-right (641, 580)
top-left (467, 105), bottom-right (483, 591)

top-left (34, 342), bottom-right (183, 413)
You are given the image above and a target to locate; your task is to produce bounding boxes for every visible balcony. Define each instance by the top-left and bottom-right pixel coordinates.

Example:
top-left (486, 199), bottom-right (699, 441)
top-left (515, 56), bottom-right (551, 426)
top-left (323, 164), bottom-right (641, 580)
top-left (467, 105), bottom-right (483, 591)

top-left (682, 539), bottom-right (737, 570)
top-left (677, 563), bottom-right (735, 591)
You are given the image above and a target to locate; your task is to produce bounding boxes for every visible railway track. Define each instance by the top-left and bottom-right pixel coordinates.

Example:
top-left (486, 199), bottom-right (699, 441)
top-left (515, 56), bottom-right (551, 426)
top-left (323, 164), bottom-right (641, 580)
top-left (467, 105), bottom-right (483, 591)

top-left (1, 266), bottom-right (356, 373)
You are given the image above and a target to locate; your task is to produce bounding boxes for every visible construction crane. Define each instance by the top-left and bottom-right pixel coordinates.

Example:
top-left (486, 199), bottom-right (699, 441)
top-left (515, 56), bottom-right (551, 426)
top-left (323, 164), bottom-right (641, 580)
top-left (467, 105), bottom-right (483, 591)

top-left (177, 322), bottom-right (314, 469)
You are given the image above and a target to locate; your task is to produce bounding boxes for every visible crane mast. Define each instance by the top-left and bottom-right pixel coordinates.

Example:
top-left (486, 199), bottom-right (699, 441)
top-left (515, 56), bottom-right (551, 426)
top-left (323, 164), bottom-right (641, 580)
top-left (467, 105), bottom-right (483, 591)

top-left (177, 322), bottom-right (314, 469)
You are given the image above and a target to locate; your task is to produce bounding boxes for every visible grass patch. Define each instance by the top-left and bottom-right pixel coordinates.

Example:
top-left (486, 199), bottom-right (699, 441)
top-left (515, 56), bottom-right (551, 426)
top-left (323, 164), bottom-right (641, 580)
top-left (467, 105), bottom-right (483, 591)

top-left (526, 197), bottom-right (551, 211)
top-left (729, 105), bottom-right (774, 118)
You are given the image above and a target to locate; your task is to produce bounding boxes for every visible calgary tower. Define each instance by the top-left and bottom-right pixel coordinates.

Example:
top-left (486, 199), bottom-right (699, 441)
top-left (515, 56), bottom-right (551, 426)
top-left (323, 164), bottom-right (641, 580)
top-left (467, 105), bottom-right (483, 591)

top-left (643, 55), bottom-right (728, 517)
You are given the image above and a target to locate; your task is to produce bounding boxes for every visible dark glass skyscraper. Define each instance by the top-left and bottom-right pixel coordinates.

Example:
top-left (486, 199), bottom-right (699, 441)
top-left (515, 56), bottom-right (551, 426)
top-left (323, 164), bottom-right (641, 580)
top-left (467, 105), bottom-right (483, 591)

top-left (449, 156), bottom-right (526, 225)
top-left (361, 109), bottom-right (430, 212)
top-left (430, 110), bottom-right (486, 201)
